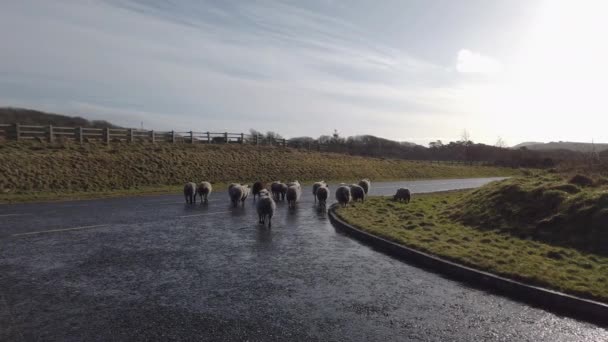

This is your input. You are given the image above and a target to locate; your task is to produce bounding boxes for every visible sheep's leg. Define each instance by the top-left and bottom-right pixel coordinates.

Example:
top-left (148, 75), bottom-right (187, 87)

top-left (268, 215), bottom-right (272, 227)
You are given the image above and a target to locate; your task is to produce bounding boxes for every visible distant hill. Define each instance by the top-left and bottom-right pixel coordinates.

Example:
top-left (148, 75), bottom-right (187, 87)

top-left (512, 141), bottom-right (608, 153)
top-left (0, 107), bottom-right (120, 128)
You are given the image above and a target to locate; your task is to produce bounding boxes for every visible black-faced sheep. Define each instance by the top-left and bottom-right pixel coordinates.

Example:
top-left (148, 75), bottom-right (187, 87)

top-left (358, 179), bottom-right (371, 195)
top-left (271, 181), bottom-right (287, 201)
top-left (252, 181), bottom-right (266, 201)
top-left (256, 191), bottom-right (276, 227)
top-left (286, 181), bottom-right (301, 209)
top-left (184, 182), bottom-right (197, 204)
top-left (316, 185), bottom-right (330, 206)
top-left (394, 188), bottom-right (411, 203)
top-left (196, 181), bottom-right (212, 203)
top-left (350, 184), bottom-right (366, 202)
top-left (312, 181), bottom-right (327, 203)
top-left (335, 185), bottom-right (351, 208)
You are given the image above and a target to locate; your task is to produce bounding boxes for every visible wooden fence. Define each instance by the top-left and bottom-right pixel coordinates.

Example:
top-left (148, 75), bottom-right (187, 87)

top-left (0, 123), bottom-right (286, 146)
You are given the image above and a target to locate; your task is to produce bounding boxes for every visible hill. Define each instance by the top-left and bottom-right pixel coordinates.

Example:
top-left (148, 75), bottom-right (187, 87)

top-left (0, 141), bottom-right (516, 202)
top-left (513, 141), bottom-right (608, 153)
top-left (0, 107), bottom-right (120, 128)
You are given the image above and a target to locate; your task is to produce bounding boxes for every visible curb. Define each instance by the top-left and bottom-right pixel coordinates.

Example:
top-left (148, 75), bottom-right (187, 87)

top-left (328, 204), bottom-right (608, 327)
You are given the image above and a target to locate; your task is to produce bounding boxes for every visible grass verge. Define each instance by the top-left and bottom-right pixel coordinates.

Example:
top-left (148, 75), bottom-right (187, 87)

top-left (336, 191), bottom-right (608, 303)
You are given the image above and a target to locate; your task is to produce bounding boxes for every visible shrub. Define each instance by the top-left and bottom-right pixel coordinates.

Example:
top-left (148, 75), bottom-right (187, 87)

top-left (569, 174), bottom-right (594, 187)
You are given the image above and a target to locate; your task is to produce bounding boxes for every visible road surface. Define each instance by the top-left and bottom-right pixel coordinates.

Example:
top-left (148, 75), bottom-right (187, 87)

top-left (1, 178), bottom-right (606, 341)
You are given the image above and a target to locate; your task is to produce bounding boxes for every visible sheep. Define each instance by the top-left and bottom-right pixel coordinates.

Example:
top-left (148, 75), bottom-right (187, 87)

top-left (279, 183), bottom-right (288, 201)
top-left (240, 185), bottom-right (250, 206)
top-left (350, 184), bottom-right (366, 202)
top-left (312, 181), bottom-right (327, 203)
top-left (228, 183), bottom-right (244, 207)
top-left (286, 181), bottom-right (301, 209)
top-left (184, 182), bottom-right (197, 204)
top-left (256, 191), bottom-right (276, 227)
top-left (358, 179), bottom-right (371, 195)
top-left (271, 181), bottom-right (285, 201)
top-left (251, 181), bottom-right (266, 201)
top-left (394, 188), bottom-right (411, 203)
top-left (316, 185), bottom-right (330, 207)
top-left (196, 181), bottom-right (212, 203)
top-left (335, 185), bottom-right (351, 208)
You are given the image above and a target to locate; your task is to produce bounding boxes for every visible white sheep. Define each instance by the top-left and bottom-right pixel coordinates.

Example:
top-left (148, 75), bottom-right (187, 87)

top-left (228, 183), bottom-right (245, 207)
top-left (256, 190), bottom-right (276, 227)
top-left (312, 180), bottom-right (327, 203)
top-left (358, 179), bottom-right (371, 195)
top-left (286, 180), bottom-right (301, 209)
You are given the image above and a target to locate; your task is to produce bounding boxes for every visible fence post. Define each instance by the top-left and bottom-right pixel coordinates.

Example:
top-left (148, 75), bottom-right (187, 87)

top-left (104, 128), bottom-right (110, 145)
top-left (151, 130), bottom-right (155, 144)
top-left (283, 138), bottom-right (286, 148)
top-left (171, 130), bottom-right (175, 144)
top-left (190, 131), bottom-right (194, 144)
top-left (224, 132), bottom-right (228, 143)
top-left (14, 123), bottom-right (20, 141)
top-left (206, 132), bottom-right (210, 144)
top-left (48, 125), bottom-right (54, 142)
top-left (241, 133), bottom-right (245, 144)
top-left (128, 129), bottom-right (133, 143)
top-left (78, 127), bottom-right (83, 143)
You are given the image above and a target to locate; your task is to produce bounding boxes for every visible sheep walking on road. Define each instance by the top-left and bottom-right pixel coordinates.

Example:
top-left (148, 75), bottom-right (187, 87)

top-left (312, 181), bottom-right (327, 203)
top-left (241, 185), bottom-right (250, 206)
top-left (394, 188), bottom-right (411, 203)
top-left (256, 190), bottom-right (276, 227)
top-left (335, 185), bottom-right (351, 208)
top-left (286, 180), bottom-right (301, 209)
top-left (184, 182), bottom-right (197, 204)
top-left (350, 184), bottom-right (366, 202)
top-left (197, 181), bottom-right (212, 203)
top-left (271, 181), bottom-right (288, 201)
top-left (252, 181), bottom-right (266, 201)
top-left (229, 183), bottom-right (246, 208)
top-left (316, 185), bottom-right (330, 207)
top-left (358, 179), bottom-right (371, 195)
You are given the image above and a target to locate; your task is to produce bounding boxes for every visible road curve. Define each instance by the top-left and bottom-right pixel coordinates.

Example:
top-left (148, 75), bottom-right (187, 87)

top-left (1, 178), bottom-right (606, 341)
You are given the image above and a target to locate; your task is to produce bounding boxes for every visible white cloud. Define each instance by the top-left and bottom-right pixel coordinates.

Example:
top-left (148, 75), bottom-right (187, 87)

top-left (456, 49), bottom-right (503, 74)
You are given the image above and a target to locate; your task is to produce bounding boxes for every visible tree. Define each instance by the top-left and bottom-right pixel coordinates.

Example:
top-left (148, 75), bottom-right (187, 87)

top-left (495, 137), bottom-right (507, 148)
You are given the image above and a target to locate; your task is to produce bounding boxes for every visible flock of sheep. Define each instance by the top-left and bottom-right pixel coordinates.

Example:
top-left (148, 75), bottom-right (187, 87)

top-left (183, 179), bottom-right (412, 227)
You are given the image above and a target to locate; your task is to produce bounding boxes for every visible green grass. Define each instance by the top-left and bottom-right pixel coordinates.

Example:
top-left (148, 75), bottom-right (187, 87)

top-left (0, 141), bottom-right (517, 203)
top-left (336, 191), bottom-right (608, 303)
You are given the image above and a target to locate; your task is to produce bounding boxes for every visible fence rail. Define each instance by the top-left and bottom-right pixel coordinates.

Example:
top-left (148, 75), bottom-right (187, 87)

top-left (0, 123), bottom-right (285, 146)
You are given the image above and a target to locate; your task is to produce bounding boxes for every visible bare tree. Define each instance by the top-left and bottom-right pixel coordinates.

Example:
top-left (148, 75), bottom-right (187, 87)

top-left (495, 137), bottom-right (507, 148)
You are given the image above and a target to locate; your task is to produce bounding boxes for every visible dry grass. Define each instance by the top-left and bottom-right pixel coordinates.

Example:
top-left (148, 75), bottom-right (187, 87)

top-left (0, 141), bottom-right (517, 202)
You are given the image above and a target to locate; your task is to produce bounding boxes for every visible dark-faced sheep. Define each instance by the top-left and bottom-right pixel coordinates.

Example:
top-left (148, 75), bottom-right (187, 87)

top-left (350, 184), bottom-right (366, 202)
top-left (335, 185), bottom-right (351, 208)
top-left (394, 188), bottom-right (411, 203)
top-left (184, 182), bottom-right (197, 204)
top-left (279, 183), bottom-right (288, 201)
top-left (358, 179), bottom-right (371, 195)
top-left (228, 183), bottom-right (244, 207)
top-left (312, 181), bottom-right (327, 203)
top-left (316, 185), bottom-right (330, 207)
top-left (252, 181), bottom-right (266, 201)
top-left (286, 181), bottom-right (301, 209)
top-left (197, 181), bottom-right (212, 203)
top-left (256, 191), bottom-right (276, 227)
top-left (271, 181), bottom-right (287, 201)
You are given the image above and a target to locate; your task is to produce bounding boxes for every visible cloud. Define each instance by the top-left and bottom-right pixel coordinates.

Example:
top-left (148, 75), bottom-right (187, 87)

top-left (456, 49), bottom-right (503, 74)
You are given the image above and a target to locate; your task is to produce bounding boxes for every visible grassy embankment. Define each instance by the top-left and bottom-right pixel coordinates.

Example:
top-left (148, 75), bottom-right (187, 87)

top-left (0, 142), bottom-right (517, 203)
top-left (337, 173), bottom-right (608, 302)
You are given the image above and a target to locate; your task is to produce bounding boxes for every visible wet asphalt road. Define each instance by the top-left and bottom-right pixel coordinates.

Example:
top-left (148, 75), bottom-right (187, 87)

top-left (1, 178), bottom-right (606, 341)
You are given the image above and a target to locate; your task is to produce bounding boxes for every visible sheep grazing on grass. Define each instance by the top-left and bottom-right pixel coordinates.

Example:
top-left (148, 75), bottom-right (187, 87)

top-left (312, 181), bottom-right (327, 203)
top-left (184, 182), bottom-right (197, 204)
top-left (316, 185), bottom-right (330, 207)
top-left (358, 179), bottom-right (371, 195)
top-left (350, 184), bottom-right (366, 202)
top-left (271, 181), bottom-right (288, 201)
top-left (196, 181), bottom-right (212, 203)
top-left (335, 185), bottom-right (351, 208)
top-left (252, 181), bottom-right (266, 201)
top-left (228, 183), bottom-right (247, 208)
top-left (286, 181), bottom-right (301, 209)
top-left (394, 188), bottom-right (411, 203)
top-left (256, 190), bottom-right (276, 227)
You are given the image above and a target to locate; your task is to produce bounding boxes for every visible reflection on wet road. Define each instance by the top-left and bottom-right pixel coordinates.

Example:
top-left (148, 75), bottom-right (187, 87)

top-left (1, 178), bottom-right (606, 341)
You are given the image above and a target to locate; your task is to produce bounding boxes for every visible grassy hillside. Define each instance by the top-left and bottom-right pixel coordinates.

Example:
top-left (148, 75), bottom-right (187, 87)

top-left (337, 193), bottom-right (608, 303)
top-left (449, 173), bottom-right (608, 255)
top-left (0, 141), bottom-right (516, 202)
top-left (0, 107), bottom-right (120, 128)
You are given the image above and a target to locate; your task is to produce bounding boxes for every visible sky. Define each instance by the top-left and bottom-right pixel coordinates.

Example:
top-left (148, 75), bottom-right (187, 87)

top-left (1, 0), bottom-right (607, 146)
